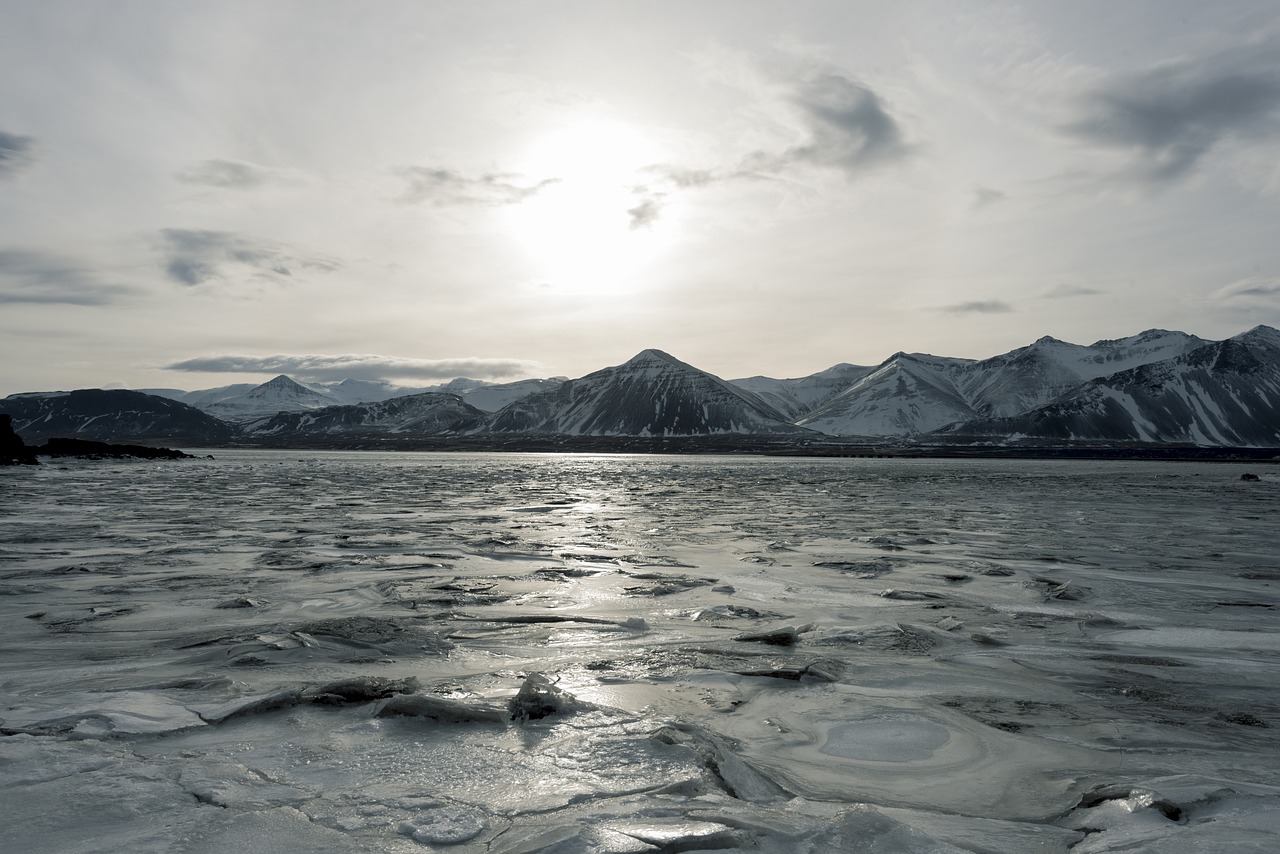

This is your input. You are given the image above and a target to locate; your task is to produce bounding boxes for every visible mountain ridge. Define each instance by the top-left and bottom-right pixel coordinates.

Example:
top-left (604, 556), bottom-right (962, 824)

top-left (3, 325), bottom-right (1277, 447)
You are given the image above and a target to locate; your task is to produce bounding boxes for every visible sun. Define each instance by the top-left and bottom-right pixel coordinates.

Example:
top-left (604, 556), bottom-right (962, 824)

top-left (504, 120), bottom-right (680, 293)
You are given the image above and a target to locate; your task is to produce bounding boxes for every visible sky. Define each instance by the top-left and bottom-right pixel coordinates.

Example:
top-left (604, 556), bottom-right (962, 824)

top-left (2, 0), bottom-right (1280, 395)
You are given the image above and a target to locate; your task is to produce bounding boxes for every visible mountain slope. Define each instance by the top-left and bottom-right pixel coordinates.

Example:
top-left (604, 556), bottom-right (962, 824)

top-left (241, 393), bottom-right (487, 437)
top-left (486, 349), bottom-right (809, 436)
top-left (0, 389), bottom-right (235, 444)
top-left (939, 326), bottom-right (1280, 446)
top-left (730, 363), bottom-right (874, 420)
top-left (959, 329), bottom-right (1210, 418)
top-left (459, 378), bottom-right (567, 413)
top-left (799, 353), bottom-right (978, 436)
top-left (799, 329), bottom-right (1217, 437)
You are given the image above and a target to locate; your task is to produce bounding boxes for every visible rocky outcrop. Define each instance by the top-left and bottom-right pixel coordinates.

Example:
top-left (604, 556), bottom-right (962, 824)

top-left (1, 414), bottom-right (37, 465)
top-left (36, 438), bottom-right (195, 460)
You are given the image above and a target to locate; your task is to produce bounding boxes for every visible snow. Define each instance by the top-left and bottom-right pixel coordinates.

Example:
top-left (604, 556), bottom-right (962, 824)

top-left (3, 451), bottom-right (1279, 852)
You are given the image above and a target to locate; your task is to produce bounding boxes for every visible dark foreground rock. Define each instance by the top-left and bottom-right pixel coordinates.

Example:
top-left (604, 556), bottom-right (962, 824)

top-left (36, 437), bottom-right (195, 460)
top-left (1, 414), bottom-right (38, 465)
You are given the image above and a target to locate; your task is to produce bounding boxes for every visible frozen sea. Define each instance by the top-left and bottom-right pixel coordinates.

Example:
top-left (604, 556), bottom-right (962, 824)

top-left (2, 450), bottom-right (1279, 853)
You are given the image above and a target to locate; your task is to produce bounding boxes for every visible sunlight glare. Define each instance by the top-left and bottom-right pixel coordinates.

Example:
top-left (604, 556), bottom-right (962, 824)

top-left (505, 120), bottom-right (680, 293)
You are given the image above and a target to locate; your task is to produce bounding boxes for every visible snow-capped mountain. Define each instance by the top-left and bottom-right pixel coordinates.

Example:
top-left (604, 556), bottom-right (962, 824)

top-left (241, 393), bottom-right (487, 437)
top-left (797, 329), bottom-right (1216, 437)
top-left (0, 389), bottom-right (234, 444)
top-left (486, 349), bottom-right (809, 436)
top-left (939, 326), bottom-right (1280, 446)
top-left (730, 363), bottom-right (874, 420)
top-left (6, 325), bottom-right (1278, 447)
top-left (799, 353), bottom-right (978, 436)
top-left (199, 375), bottom-right (340, 422)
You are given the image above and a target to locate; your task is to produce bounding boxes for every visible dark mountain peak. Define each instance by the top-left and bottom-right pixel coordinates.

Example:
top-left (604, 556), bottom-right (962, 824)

top-left (624, 349), bottom-right (684, 369)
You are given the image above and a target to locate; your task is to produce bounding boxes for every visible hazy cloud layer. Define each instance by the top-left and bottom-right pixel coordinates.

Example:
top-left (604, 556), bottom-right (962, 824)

top-left (940, 300), bottom-right (1014, 314)
top-left (158, 229), bottom-right (342, 286)
top-left (397, 167), bottom-right (558, 206)
top-left (0, 250), bottom-right (132, 305)
top-left (1212, 276), bottom-right (1280, 301)
top-left (175, 158), bottom-right (301, 189)
top-left (164, 353), bottom-right (539, 382)
top-left (0, 131), bottom-right (37, 178)
top-left (1063, 48), bottom-right (1280, 184)
top-left (1044, 284), bottom-right (1103, 299)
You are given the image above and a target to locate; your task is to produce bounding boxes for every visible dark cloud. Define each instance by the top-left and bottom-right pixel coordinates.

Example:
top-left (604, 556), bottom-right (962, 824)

top-left (762, 73), bottom-right (911, 176)
top-left (175, 159), bottom-right (293, 189)
top-left (158, 229), bottom-right (341, 286)
top-left (939, 300), bottom-right (1014, 314)
top-left (164, 353), bottom-right (538, 382)
top-left (397, 167), bottom-right (558, 206)
top-left (0, 131), bottom-right (37, 178)
top-left (1043, 284), bottom-right (1103, 299)
top-left (1062, 49), bottom-right (1280, 184)
top-left (1212, 276), bottom-right (1280, 301)
top-left (0, 249), bottom-right (133, 305)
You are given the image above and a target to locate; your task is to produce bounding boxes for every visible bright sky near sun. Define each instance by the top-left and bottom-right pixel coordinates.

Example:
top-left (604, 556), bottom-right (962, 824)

top-left (2, 0), bottom-right (1279, 394)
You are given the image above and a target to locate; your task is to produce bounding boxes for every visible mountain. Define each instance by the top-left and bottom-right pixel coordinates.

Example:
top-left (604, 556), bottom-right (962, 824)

top-left (730, 363), bottom-right (874, 420)
top-left (320, 378), bottom-right (428, 406)
top-left (0, 389), bottom-right (235, 444)
top-left (486, 349), bottom-right (810, 436)
top-left (241, 393), bottom-right (487, 437)
top-left (141, 382), bottom-right (258, 407)
top-left (797, 329), bottom-right (1216, 437)
top-left (958, 329), bottom-right (1210, 418)
top-left (457, 378), bottom-right (567, 413)
top-left (799, 353), bottom-right (978, 436)
top-left (938, 326), bottom-right (1280, 446)
top-left (199, 375), bottom-right (338, 422)
top-left (5, 326), bottom-right (1277, 448)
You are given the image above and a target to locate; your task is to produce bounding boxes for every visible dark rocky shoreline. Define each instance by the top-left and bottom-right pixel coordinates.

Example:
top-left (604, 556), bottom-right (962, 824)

top-left (2, 415), bottom-right (194, 465)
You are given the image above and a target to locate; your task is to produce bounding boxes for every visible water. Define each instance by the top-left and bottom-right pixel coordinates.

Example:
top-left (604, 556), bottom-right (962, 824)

top-left (2, 451), bottom-right (1278, 852)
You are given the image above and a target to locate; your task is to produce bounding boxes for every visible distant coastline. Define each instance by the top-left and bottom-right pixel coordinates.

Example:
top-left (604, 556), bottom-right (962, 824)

top-left (203, 434), bottom-right (1280, 463)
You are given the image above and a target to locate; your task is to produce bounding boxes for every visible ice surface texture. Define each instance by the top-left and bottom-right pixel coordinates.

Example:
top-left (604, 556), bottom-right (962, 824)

top-left (1, 451), bottom-right (1278, 852)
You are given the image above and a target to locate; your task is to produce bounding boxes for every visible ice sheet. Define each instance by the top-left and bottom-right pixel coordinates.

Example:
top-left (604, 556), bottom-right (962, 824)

top-left (2, 451), bottom-right (1278, 852)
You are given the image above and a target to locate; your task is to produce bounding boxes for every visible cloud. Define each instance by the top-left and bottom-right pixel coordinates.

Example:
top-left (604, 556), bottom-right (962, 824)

top-left (627, 196), bottom-right (663, 230)
top-left (783, 73), bottom-right (911, 175)
top-left (175, 158), bottom-right (302, 189)
top-left (0, 249), bottom-right (133, 305)
top-left (396, 166), bottom-right (558, 206)
top-left (939, 300), bottom-right (1014, 314)
top-left (1062, 48), bottom-right (1280, 185)
top-left (1212, 276), bottom-right (1280, 301)
top-left (971, 187), bottom-right (1007, 209)
top-left (0, 131), bottom-right (37, 178)
top-left (164, 353), bottom-right (539, 382)
top-left (1043, 283), bottom-right (1103, 299)
top-left (158, 229), bottom-right (341, 286)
